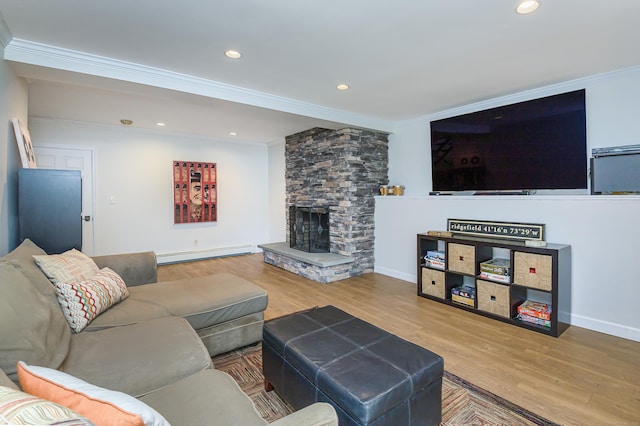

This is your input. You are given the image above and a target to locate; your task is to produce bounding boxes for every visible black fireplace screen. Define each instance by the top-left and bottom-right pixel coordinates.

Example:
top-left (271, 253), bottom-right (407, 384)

top-left (289, 206), bottom-right (330, 253)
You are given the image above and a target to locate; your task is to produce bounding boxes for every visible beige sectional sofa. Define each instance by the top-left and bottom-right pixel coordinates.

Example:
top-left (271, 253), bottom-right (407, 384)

top-left (0, 239), bottom-right (337, 425)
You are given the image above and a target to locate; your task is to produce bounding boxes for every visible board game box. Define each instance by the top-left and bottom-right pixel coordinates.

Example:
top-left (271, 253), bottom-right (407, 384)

top-left (480, 257), bottom-right (510, 276)
top-left (517, 300), bottom-right (552, 320)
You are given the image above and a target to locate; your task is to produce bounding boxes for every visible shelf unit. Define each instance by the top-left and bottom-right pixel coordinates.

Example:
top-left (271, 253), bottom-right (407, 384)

top-left (417, 233), bottom-right (571, 337)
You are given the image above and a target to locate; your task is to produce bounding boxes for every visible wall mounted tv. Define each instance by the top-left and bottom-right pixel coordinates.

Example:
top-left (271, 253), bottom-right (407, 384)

top-left (430, 89), bottom-right (587, 193)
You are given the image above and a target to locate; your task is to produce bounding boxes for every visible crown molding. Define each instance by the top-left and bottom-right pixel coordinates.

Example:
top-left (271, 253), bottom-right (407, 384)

top-left (3, 38), bottom-right (396, 133)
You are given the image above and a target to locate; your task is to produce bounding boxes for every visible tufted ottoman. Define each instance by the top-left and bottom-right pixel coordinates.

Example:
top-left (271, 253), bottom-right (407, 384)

top-left (262, 306), bottom-right (444, 426)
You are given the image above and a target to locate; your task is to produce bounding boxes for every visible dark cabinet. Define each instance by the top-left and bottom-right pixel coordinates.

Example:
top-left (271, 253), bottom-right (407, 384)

top-left (417, 233), bottom-right (571, 337)
top-left (18, 169), bottom-right (82, 254)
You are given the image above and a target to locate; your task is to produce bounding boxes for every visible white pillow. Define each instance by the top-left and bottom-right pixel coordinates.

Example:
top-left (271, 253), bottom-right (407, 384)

top-left (33, 249), bottom-right (100, 284)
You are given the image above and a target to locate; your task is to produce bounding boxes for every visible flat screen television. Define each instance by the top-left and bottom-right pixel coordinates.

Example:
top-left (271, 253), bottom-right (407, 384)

top-left (430, 89), bottom-right (587, 193)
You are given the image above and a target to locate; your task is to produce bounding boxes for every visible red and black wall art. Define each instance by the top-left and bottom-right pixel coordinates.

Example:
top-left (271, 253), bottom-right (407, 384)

top-left (173, 161), bottom-right (217, 223)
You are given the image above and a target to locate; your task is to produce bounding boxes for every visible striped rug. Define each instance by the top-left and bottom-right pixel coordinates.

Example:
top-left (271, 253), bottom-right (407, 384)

top-left (212, 343), bottom-right (559, 425)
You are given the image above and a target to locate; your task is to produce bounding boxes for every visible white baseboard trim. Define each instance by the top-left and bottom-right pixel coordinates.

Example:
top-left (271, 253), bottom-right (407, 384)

top-left (374, 266), bottom-right (640, 343)
top-left (156, 245), bottom-right (254, 265)
top-left (568, 313), bottom-right (640, 342)
top-left (373, 266), bottom-right (416, 285)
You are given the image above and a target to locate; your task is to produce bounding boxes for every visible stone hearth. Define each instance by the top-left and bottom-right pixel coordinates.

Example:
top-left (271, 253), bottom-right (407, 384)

top-left (261, 127), bottom-right (389, 283)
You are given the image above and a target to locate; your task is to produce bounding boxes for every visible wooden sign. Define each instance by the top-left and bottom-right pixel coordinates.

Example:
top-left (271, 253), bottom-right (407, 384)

top-left (447, 219), bottom-right (544, 242)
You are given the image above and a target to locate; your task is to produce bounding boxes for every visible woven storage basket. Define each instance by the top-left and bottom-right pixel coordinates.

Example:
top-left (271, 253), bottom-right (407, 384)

top-left (477, 280), bottom-right (511, 318)
top-left (513, 252), bottom-right (552, 291)
top-left (447, 243), bottom-right (475, 275)
top-left (421, 268), bottom-right (445, 299)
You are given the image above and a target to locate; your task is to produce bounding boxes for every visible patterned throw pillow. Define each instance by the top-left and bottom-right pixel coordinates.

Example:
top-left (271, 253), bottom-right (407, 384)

top-left (0, 385), bottom-right (92, 425)
top-left (33, 249), bottom-right (100, 284)
top-left (55, 268), bottom-right (130, 332)
top-left (17, 362), bottom-right (170, 426)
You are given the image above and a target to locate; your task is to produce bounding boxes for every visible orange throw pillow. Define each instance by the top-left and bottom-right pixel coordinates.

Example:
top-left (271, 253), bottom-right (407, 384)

top-left (17, 362), bottom-right (169, 426)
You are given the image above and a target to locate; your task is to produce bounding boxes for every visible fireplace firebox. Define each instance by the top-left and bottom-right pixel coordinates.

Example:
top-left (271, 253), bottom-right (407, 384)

top-left (289, 206), bottom-right (330, 253)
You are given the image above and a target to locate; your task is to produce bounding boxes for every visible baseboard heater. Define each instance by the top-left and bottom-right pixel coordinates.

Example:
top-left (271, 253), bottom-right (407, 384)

top-left (156, 245), bottom-right (254, 265)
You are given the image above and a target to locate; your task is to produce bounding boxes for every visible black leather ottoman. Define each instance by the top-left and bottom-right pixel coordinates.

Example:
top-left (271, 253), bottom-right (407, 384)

top-left (262, 306), bottom-right (444, 426)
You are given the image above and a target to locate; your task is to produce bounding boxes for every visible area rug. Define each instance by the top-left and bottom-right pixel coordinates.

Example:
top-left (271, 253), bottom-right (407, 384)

top-left (212, 343), bottom-right (559, 425)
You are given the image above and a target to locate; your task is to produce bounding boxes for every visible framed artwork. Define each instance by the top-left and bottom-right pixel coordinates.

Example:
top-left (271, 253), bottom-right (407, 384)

top-left (11, 118), bottom-right (37, 168)
top-left (173, 161), bottom-right (217, 223)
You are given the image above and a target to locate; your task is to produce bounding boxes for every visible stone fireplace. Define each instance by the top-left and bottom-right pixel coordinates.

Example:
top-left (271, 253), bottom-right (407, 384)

top-left (260, 127), bottom-right (389, 283)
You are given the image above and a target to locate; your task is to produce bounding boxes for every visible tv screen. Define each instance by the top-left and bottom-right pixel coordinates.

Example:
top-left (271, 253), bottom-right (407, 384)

top-left (430, 89), bottom-right (587, 193)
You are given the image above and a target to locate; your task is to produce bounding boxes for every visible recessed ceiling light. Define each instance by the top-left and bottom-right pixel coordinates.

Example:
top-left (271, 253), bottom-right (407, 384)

top-left (224, 50), bottom-right (242, 59)
top-left (229, 132), bottom-right (237, 136)
top-left (516, 0), bottom-right (539, 14)
top-left (336, 84), bottom-right (349, 91)
top-left (120, 119), bottom-right (133, 125)
top-left (156, 122), bottom-right (166, 127)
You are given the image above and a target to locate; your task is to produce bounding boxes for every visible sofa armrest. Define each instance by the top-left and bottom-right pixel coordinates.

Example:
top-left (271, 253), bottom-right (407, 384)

top-left (269, 403), bottom-right (338, 426)
top-left (92, 251), bottom-right (157, 286)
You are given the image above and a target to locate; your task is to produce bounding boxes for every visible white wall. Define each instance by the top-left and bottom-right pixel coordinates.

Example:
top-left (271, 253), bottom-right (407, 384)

top-left (267, 140), bottom-right (286, 243)
top-left (376, 66), bottom-right (640, 341)
top-left (29, 118), bottom-right (271, 258)
top-left (0, 45), bottom-right (28, 255)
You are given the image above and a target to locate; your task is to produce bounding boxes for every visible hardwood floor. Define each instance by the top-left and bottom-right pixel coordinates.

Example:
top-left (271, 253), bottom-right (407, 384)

top-left (158, 253), bottom-right (640, 425)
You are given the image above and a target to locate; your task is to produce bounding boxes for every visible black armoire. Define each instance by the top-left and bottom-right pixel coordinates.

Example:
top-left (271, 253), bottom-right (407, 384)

top-left (18, 168), bottom-right (82, 254)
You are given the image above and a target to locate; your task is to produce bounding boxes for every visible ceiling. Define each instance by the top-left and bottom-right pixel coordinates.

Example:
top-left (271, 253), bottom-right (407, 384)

top-left (1, 1), bottom-right (639, 144)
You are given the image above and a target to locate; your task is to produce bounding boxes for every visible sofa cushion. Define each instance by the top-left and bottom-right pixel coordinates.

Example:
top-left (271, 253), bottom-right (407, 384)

top-left (3, 239), bottom-right (63, 309)
top-left (92, 251), bottom-right (158, 287)
top-left (33, 248), bottom-right (99, 284)
top-left (17, 362), bottom-right (169, 426)
top-left (140, 369), bottom-right (268, 426)
top-left (0, 261), bottom-right (70, 381)
top-left (86, 272), bottom-right (268, 331)
top-left (56, 267), bottom-right (130, 332)
top-left (60, 316), bottom-right (212, 398)
top-left (0, 385), bottom-right (92, 425)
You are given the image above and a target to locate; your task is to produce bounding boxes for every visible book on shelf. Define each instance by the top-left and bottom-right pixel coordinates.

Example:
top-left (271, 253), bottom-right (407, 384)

top-left (426, 259), bottom-right (445, 270)
top-left (451, 285), bottom-right (475, 298)
top-left (479, 271), bottom-right (511, 284)
top-left (452, 293), bottom-right (474, 307)
top-left (517, 300), bottom-right (552, 320)
top-left (426, 250), bottom-right (445, 261)
top-left (517, 313), bottom-right (551, 328)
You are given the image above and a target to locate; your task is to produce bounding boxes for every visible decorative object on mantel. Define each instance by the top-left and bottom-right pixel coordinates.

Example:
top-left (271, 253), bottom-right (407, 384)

top-left (448, 219), bottom-right (545, 243)
top-left (11, 118), bottom-right (37, 168)
top-left (379, 184), bottom-right (405, 196)
top-left (173, 161), bottom-right (217, 224)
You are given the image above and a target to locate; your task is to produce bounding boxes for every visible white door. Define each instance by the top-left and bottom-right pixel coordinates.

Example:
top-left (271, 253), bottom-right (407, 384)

top-left (33, 146), bottom-right (95, 255)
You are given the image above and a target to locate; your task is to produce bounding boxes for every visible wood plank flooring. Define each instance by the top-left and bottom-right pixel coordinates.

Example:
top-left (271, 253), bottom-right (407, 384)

top-left (158, 253), bottom-right (640, 425)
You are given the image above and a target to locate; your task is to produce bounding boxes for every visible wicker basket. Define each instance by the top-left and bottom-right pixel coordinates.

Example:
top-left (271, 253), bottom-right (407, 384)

top-left (447, 243), bottom-right (475, 275)
top-left (477, 280), bottom-right (511, 318)
top-left (513, 252), bottom-right (552, 291)
top-left (421, 268), bottom-right (445, 299)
